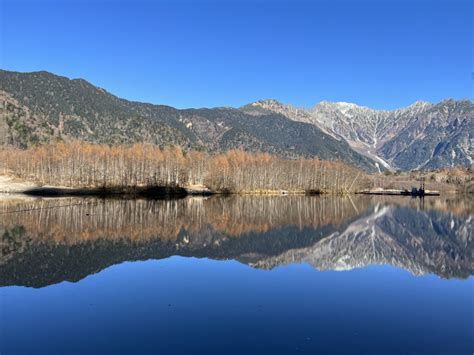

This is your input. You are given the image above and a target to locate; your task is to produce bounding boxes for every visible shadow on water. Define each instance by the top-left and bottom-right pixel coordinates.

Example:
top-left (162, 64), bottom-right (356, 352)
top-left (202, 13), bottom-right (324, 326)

top-left (0, 194), bottom-right (473, 287)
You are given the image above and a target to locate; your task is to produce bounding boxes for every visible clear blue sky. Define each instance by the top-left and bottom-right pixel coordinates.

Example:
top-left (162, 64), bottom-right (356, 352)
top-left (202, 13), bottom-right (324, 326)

top-left (0, 0), bottom-right (472, 109)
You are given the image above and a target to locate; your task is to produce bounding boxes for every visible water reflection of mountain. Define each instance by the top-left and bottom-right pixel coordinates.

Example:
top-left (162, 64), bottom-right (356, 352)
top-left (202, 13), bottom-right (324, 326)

top-left (0, 195), bottom-right (472, 288)
top-left (253, 204), bottom-right (473, 279)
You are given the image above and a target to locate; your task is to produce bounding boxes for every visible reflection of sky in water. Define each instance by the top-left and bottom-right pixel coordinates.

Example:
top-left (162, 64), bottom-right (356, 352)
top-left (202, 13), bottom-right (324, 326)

top-left (1, 257), bottom-right (473, 354)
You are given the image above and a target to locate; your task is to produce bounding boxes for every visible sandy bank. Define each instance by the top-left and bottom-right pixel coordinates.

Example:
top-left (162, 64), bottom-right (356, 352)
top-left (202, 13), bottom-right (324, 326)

top-left (0, 175), bottom-right (38, 193)
top-left (0, 175), bottom-right (213, 197)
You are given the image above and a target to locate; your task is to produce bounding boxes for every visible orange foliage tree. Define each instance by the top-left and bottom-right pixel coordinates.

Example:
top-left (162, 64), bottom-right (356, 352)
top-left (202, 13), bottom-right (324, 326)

top-left (0, 141), bottom-right (368, 193)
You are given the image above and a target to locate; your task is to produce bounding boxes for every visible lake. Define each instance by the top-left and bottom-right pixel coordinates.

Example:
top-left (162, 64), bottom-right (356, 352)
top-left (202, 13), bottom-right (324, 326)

top-left (0, 195), bottom-right (472, 354)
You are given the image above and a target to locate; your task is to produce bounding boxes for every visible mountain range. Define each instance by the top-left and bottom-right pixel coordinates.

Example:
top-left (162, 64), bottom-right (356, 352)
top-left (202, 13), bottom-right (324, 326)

top-left (249, 98), bottom-right (473, 170)
top-left (1, 69), bottom-right (472, 172)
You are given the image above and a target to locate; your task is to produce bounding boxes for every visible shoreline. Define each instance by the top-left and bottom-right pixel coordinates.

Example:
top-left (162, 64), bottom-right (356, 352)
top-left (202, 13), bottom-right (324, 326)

top-left (1, 186), bottom-right (324, 198)
top-left (0, 174), bottom-right (326, 197)
top-left (0, 174), bottom-right (467, 198)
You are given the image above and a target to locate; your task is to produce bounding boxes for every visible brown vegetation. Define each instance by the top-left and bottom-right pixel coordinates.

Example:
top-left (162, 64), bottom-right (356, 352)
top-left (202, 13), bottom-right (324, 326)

top-left (0, 142), bottom-right (369, 193)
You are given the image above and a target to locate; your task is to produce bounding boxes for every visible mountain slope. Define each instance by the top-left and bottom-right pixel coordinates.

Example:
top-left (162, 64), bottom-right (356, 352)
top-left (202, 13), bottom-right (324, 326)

top-left (250, 98), bottom-right (473, 170)
top-left (0, 70), bottom-right (198, 148)
top-left (0, 70), bottom-right (378, 172)
top-left (378, 99), bottom-right (473, 169)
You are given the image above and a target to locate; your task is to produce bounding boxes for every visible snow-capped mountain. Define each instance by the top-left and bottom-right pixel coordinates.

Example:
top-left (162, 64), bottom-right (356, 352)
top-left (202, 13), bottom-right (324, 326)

top-left (249, 99), bottom-right (473, 171)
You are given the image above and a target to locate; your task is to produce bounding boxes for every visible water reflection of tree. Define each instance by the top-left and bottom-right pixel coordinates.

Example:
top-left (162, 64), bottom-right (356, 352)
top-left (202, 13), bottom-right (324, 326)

top-left (0, 196), bottom-right (371, 245)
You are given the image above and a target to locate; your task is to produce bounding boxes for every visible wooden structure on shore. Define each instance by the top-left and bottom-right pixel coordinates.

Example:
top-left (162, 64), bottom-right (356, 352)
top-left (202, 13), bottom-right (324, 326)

top-left (357, 188), bottom-right (440, 196)
top-left (359, 177), bottom-right (440, 197)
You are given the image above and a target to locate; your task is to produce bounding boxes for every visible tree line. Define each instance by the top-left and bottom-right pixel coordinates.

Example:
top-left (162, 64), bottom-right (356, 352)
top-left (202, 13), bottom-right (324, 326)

top-left (0, 142), bottom-right (369, 193)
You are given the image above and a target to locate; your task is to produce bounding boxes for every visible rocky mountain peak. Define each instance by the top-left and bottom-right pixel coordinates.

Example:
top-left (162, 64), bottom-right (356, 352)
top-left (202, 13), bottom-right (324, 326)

top-left (313, 99), bottom-right (472, 170)
top-left (247, 97), bottom-right (472, 171)
top-left (242, 99), bottom-right (312, 122)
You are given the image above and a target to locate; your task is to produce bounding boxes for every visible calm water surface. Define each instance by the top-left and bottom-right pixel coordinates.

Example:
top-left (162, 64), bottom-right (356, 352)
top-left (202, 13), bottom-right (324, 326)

top-left (0, 195), bottom-right (472, 354)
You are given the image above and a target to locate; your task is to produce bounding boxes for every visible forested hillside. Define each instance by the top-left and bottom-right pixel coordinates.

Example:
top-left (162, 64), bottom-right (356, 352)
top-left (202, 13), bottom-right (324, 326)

top-left (0, 70), bottom-right (378, 172)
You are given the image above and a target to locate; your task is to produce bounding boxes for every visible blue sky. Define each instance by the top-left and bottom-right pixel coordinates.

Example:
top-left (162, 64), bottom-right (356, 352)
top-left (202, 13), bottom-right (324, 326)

top-left (0, 0), bottom-right (472, 109)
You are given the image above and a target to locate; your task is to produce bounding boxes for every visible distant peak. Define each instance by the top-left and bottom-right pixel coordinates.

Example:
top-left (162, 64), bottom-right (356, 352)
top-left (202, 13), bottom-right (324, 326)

top-left (405, 100), bottom-right (432, 109)
top-left (0, 69), bottom-right (89, 85)
top-left (434, 98), bottom-right (474, 110)
top-left (438, 98), bottom-right (472, 105)
top-left (316, 100), bottom-right (361, 108)
top-left (240, 99), bottom-right (287, 112)
top-left (313, 100), bottom-right (371, 112)
top-left (335, 101), bottom-right (358, 107)
top-left (251, 99), bottom-right (284, 107)
top-left (30, 70), bottom-right (54, 75)
top-left (247, 99), bottom-right (310, 115)
top-left (314, 100), bottom-right (436, 112)
top-left (27, 70), bottom-right (66, 79)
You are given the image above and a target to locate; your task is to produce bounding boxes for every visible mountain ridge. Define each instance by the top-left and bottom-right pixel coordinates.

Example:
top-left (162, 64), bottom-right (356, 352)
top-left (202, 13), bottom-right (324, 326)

top-left (250, 97), bottom-right (473, 170)
top-left (0, 69), bottom-right (377, 172)
top-left (1, 69), bottom-right (472, 171)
